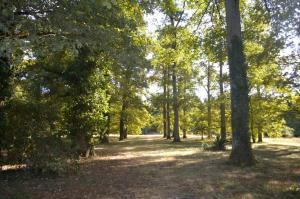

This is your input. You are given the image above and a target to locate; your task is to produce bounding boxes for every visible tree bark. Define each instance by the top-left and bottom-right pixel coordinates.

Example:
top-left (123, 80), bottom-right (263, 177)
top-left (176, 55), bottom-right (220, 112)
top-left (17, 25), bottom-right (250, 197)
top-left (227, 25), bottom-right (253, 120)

top-left (207, 64), bottom-right (212, 139)
top-left (119, 101), bottom-right (126, 141)
top-left (101, 112), bottom-right (110, 144)
top-left (219, 62), bottom-right (226, 141)
top-left (225, 0), bottom-right (255, 166)
top-left (172, 61), bottom-right (180, 142)
top-left (249, 98), bottom-right (256, 143)
top-left (166, 68), bottom-right (171, 139)
top-left (258, 126), bottom-right (263, 143)
top-left (170, 18), bottom-right (180, 143)
top-left (257, 87), bottom-right (263, 143)
top-left (0, 54), bottom-right (11, 163)
top-left (163, 69), bottom-right (167, 138)
top-left (124, 126), bottom-right (128, 139)
top-left (183, 109), bottom-right (187, 139)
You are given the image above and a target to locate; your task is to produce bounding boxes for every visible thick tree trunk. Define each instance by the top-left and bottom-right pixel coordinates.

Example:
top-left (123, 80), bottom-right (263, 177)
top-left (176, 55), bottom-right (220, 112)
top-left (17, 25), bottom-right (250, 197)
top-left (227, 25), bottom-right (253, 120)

top-left (0, 55), bottom-right (10, 153)
top-left (72, 132), bottom-right (91, 157)
top-left (219, 62), bottom-right (226, 141)
top-left (207, 64), bottom-right (212, 139)
top-left (225, 0), bottom-right (255, 166)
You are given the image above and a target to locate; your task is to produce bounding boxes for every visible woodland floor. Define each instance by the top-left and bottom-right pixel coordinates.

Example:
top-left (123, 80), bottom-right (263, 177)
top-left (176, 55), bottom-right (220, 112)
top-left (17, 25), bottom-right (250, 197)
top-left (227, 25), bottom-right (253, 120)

top-left (1, 135), bottom-right (300, 199)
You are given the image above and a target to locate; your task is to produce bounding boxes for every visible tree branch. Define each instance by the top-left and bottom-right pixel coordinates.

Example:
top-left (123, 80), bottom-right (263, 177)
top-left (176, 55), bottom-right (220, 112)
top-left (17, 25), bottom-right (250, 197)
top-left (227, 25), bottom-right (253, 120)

top-left (193, 0), bottom-right (212, 34)
top-left (175, 0), bottom-right (187, 28)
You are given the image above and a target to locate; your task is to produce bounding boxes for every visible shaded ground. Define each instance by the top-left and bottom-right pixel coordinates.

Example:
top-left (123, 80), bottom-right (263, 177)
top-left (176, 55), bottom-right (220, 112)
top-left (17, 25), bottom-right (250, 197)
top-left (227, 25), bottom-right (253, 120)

top-left (1, 135), bottom-right (300, 199)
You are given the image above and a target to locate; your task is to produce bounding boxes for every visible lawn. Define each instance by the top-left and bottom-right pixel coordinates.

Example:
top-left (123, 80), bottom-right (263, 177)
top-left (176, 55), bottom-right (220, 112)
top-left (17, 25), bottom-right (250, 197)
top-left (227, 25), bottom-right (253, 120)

top-left (1, 135), bottom-right (300, 199)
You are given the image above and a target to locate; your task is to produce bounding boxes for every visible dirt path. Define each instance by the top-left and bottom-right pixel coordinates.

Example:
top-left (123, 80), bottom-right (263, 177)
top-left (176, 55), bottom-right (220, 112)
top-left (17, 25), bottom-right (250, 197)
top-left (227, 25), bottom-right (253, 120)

top-left (1, 135), bottom-right (300, 199)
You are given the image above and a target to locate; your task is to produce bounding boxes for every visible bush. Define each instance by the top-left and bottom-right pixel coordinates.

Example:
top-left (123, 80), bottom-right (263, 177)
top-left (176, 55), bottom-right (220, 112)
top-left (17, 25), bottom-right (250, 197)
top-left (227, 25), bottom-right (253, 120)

top-left (27, 137), bottom-right (79, 176)
top-left (210, 135), bottom-right (227, 151)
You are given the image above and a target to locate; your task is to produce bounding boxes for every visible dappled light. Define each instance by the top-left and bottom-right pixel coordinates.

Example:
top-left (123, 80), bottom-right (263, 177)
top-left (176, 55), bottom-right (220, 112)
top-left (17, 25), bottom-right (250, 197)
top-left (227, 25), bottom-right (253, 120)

top-left (2, 135), bottom-right (300, 198)
top-left (1, 0), bottom-right (300, 198)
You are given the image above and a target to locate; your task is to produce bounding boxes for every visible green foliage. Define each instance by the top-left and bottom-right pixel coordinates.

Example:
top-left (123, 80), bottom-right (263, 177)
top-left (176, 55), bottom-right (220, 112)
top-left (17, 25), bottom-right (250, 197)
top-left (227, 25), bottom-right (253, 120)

top-left (63, 46), bottom-right (110, 155)
top-left (284, 95), bottom-right (300, 137)
top-left (211, 135), bottom-right (226, 151)
top-left (0, 0), bottom-right (150, 172)
top-left (110, 96), bottom-right (151, 135)
top-left (27, 137), bottom-right (78, 176)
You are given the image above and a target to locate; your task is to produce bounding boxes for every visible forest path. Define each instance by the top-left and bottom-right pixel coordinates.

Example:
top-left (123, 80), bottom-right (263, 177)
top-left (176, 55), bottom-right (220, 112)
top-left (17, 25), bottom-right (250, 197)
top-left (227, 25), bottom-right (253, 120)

top-left (1, 135), bottom-right (300, 199)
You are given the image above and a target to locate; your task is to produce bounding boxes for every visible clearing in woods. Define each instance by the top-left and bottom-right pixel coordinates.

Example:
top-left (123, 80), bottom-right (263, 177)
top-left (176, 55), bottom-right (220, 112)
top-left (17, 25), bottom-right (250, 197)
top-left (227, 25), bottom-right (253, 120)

top-left (1, 135), bottom-right (300, 199)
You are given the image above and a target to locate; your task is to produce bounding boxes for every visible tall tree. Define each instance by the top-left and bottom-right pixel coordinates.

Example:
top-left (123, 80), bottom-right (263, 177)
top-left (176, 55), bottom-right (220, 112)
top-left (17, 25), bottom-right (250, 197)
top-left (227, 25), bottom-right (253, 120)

top-left (206, 63), bottom-right (213, 139)
top-left (163, 68), bottom-right (168, 138)
top-left (224, 0), bottom-right (255, 165)
top-left (219, 61), bottom-right (227, 142)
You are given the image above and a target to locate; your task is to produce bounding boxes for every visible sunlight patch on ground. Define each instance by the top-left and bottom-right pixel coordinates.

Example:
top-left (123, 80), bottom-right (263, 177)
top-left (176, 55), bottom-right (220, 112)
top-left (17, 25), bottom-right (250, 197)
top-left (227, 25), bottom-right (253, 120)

top-left (263, 138), bottom-right (300, 146)
top-left (94, 148), bottom-right (201, 161)
top-left (1, 164), bottom-right (26, 171)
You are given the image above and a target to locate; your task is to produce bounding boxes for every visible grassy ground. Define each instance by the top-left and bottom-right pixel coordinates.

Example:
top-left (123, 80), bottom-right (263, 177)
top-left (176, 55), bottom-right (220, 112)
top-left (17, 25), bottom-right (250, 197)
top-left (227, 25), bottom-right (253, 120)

top-left (1, 135), bottom-right (300, 199)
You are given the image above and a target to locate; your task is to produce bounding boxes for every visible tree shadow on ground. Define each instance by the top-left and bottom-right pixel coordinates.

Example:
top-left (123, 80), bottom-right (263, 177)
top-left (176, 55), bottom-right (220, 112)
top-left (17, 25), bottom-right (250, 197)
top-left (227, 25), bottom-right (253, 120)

top-left (1, 136), bottom-right (299, 199)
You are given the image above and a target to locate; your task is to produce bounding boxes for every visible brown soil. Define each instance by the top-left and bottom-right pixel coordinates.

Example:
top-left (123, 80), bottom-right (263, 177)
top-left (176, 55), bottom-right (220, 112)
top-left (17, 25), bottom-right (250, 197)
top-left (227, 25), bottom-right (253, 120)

top-left (1, 135), bottom-right (299, 199)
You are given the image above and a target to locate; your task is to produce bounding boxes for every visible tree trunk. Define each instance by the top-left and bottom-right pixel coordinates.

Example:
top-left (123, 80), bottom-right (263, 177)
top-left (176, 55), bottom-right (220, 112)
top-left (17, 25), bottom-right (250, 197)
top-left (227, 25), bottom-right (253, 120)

top-left (257, 87), bottom-right (263, 143)
top-left (72, 132), bottom-right (91, 157)
top-left (0, 55), bottom-right (11, 159)
top-left (219, 62), bottom-right (226, 141)
top-left (258, 126), bottom-right (263, 143)
top-left (183, 129), bottom-right (187, 139)
top-left (225, 0), bottom-right (255, 166)
top-left (124, 126), bottom-right (128, 139)
top-left (207, 64), bottom-right (212, 139)
top-left (172, 62), bottom-right (180, 142)
top-left (163, 69), bottom-right (167, 138)
top-left (183, 109), bottom-right (187, 139)
top-left (249, 98), bottom-right (256, 143)
top-left (166, 68), bottom-right (171, 140)
top-left (101, 112), bottom-right (110, 144)
top-left (169, 17), bottom-right (180, 143)
top-left (119, 102), bottom-right (126, 141)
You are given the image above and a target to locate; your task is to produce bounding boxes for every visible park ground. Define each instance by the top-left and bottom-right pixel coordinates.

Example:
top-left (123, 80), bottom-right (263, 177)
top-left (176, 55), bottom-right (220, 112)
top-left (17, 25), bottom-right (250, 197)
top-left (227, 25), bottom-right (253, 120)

top-left (1, 135), bottom-right (300, 199)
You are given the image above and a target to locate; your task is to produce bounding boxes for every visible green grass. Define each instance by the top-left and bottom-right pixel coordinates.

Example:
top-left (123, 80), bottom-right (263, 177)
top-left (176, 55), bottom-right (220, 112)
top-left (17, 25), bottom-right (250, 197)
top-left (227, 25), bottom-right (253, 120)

top-left (1, 135), bottom-right (300, 199)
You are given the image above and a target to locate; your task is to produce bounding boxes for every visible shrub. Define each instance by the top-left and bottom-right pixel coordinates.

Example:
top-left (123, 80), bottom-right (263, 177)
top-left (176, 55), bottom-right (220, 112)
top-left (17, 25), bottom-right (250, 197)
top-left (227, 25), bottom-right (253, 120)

top-left (210, 135), bottom-right (227, 151)
top-left (27, 137), bottom-right (79, 176)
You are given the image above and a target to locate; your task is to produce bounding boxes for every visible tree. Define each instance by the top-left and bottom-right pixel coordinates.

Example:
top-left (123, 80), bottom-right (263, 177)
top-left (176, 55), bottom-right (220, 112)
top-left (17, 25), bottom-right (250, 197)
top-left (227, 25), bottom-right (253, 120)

top-left (159, 0), bottom-right (188, 142)
top-left (224, 0), bottom-right (255, 165)
top-left (63, 46), bottom-right (110, 157)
